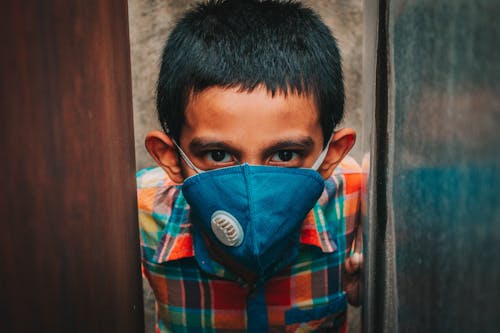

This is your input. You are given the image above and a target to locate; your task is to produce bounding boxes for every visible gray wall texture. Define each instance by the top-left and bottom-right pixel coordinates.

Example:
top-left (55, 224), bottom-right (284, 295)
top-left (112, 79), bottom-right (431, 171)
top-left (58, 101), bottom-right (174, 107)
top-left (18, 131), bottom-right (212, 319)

top-left (128, 1), bottom-right (363, 332)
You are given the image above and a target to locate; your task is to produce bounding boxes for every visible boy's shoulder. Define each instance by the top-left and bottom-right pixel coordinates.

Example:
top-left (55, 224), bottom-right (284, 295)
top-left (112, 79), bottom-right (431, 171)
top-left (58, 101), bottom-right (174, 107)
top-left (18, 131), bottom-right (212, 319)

top-left (136, 166), bottom-right (172, 189)
top-left (136, 167), bottom-right (179, 217)
top-left (334, 155), bottom-right (362, 176)
top-left (324, 155), bottom-right (362, 205)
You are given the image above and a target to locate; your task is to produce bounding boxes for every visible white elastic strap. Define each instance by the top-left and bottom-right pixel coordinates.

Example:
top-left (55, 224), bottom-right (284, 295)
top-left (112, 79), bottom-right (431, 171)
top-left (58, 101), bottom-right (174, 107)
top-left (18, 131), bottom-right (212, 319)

top-left (172, 140), bottom-right (205, 174)
top-left (310, 135), bottom-right (333, 171)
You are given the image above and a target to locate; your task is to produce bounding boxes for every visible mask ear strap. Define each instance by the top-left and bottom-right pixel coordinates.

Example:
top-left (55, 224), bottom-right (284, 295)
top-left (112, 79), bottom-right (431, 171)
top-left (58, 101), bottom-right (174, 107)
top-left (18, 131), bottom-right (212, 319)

top-left (172, 140), bottom-right (204, 174)
top-left (311, 135), bottom-right (333, 171)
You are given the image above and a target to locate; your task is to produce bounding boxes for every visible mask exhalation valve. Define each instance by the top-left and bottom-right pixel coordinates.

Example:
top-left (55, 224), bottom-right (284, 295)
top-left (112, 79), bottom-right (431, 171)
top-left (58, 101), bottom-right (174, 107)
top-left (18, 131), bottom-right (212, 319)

top-left (210, 210), bottom-right (244, 247)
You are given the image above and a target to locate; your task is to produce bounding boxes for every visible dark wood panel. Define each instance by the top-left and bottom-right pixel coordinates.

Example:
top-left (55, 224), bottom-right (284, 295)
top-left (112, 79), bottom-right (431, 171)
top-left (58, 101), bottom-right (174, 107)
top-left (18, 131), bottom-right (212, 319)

top-left (0, 1), bottom-right (144, 332)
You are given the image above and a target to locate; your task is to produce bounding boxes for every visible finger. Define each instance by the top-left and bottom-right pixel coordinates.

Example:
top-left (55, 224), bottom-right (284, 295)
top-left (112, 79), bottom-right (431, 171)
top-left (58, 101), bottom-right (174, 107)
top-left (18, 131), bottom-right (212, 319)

top-left (345, 252), bottom-right (362, 273)
top-left (354, 224), bottom-right (363, 253)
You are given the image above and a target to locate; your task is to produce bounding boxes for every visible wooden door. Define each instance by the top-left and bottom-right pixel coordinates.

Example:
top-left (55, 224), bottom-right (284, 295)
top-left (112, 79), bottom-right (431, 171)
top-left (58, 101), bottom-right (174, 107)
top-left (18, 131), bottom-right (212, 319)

top-left (0, 1), bottom-right (144, 332)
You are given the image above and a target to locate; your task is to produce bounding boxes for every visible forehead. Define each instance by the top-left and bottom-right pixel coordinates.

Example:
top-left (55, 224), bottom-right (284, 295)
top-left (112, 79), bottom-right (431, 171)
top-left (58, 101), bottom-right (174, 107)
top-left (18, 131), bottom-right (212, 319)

top-left (182, 86), bottom-right (322, 146)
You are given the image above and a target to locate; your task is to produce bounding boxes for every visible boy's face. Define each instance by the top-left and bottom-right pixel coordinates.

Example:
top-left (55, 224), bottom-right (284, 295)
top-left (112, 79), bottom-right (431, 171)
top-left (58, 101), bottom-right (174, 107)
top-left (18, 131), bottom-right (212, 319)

top-left (146, 85), bottom-right (355, 182)
top-left (179, 85), bottom-right (324, 177)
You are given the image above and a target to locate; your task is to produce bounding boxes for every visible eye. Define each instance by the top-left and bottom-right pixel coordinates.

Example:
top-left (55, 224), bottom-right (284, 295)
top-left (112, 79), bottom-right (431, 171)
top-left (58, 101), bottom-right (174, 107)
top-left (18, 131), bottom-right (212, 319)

top-left (207, 150), bottom-right (233, 163)
top-left (270, 150), bottom-right (298, 163)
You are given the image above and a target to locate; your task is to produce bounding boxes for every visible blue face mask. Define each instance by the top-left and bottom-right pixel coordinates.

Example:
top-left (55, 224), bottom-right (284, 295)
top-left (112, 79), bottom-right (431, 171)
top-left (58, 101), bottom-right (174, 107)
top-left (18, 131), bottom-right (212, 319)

top-left (178, 142), bottom-right (330, 280)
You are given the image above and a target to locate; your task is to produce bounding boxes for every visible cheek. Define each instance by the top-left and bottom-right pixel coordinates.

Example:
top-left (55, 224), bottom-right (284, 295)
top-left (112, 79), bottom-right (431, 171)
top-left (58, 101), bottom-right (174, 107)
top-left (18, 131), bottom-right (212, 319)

top-left (179, 160), bottom-right (197, 179)
top-left (303, 151), bottom-right (324, 168)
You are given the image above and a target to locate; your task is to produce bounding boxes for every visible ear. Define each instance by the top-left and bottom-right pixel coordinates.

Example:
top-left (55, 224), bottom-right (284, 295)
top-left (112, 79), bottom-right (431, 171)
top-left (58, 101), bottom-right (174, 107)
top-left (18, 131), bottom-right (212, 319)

top-left (317, 128), bottom-right (356, 180)
top-left (144, 130), bottom-right (184, 183)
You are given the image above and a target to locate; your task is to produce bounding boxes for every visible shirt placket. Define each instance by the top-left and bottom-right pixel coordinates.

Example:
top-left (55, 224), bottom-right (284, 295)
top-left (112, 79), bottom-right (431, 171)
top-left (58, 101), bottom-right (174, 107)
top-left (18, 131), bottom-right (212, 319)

top-left (246, 281), bottom-right (269, 332)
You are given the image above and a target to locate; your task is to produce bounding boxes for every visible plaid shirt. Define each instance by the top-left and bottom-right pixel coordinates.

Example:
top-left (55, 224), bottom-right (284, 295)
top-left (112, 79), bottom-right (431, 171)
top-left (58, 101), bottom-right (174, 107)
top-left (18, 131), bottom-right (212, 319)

top-left (137, 157), bottom-right (361, 333)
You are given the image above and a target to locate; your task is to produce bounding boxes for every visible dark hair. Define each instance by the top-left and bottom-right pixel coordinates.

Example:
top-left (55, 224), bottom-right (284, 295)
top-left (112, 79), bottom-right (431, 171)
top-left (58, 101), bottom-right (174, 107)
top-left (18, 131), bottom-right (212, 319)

top-left (156, 0), bottom-right (344, 145)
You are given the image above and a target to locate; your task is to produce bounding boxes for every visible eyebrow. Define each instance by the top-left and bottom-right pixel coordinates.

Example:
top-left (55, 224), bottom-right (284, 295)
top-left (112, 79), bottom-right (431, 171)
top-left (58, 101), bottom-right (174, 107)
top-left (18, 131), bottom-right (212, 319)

top-left (189, 136), bottom-right (315, 155)
top-left (189, 138), bottom-right (239, 155)
top-left (261, 137), bottom-right (315, 156)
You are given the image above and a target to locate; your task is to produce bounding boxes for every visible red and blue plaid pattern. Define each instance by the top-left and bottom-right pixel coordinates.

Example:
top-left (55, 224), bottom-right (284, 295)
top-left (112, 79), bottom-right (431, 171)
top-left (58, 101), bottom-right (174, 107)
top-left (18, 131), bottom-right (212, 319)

top-left (137, 156), bottom-right (361, 332)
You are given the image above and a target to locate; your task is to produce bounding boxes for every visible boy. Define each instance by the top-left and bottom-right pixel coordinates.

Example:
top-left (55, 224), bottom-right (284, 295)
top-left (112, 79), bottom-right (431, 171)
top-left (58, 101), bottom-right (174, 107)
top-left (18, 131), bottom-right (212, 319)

top-left (137, 0), bottom-right (362, 332)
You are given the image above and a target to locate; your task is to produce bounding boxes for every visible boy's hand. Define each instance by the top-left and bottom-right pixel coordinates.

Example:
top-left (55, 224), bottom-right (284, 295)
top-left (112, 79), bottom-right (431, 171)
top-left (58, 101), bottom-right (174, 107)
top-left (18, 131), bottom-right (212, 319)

top-left (345, 252), bottom-right (363, 306)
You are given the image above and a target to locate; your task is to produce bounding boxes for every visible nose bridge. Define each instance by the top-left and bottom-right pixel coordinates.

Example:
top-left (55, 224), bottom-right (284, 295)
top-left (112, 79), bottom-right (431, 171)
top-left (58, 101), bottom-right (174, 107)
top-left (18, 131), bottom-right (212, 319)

top-left (239, 146), bottom-right (265, 166)
top-left (241, 156), bottom-right (264, 166)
